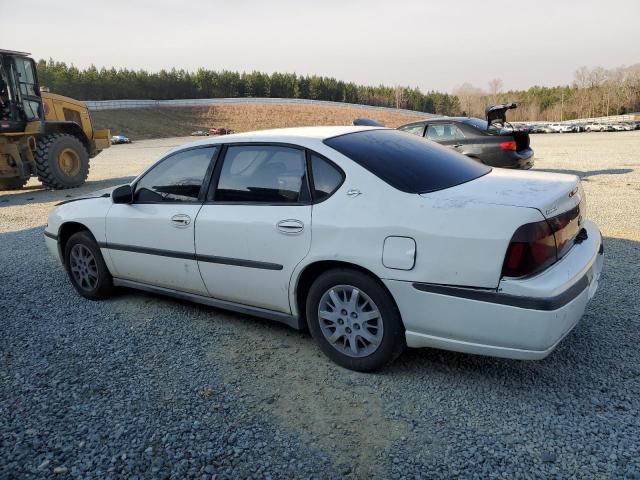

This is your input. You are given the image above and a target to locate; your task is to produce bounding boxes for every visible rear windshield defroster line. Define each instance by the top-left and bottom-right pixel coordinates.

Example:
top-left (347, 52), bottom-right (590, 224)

top-left (324, 129), bottom-right (491, 194)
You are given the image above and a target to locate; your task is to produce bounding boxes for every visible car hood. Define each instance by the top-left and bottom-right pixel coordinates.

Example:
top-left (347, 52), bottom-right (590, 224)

top-left (55, 185), bottom-right (119, 206)
top-left (420, 169), bottom-right (582, 219)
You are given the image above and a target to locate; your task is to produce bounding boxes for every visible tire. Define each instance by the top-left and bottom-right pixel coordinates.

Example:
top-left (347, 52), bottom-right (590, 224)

top-left (306, 268), bottom-right (406, 372)
top-left (0, 177), bottom-right (27, 190)
top-left (35, 134), bottom-right (89, 189)
top-left (64, 231), bottom-right (114, 300)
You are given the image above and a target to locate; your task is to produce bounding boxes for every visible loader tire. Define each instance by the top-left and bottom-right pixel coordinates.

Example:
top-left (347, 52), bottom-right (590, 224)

top-left (0, 177), bottom-right (28, 190)
top-left (35, 134), bottom-right (89, 189)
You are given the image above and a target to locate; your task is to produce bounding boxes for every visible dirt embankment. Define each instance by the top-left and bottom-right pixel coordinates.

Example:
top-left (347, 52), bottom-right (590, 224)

top-left (91, 103), bottom-right (426, 140)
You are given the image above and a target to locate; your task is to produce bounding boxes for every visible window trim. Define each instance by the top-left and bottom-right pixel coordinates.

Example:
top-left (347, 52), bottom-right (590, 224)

top-left (306, 150), bottom-right (346, 204)
top-left (204, 142), bottom-right (344, 206)
top-left (131, 145), bottom-right (220, 205)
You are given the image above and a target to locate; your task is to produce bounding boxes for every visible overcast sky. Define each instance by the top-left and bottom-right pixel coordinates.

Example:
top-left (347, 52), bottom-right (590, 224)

top-left (3, 0), bottom-right (639, 93)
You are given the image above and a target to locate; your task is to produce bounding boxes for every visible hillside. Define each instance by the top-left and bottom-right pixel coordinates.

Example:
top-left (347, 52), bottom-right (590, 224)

top-left (91, 103), bottom-right (427, 140)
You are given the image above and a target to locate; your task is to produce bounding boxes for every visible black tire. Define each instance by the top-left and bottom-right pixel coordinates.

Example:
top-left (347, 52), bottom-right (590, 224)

top-left (0, 177), bottom-right (27, 190)
top-left (306, 268), bottom-right (406, 372)
top-left (35, 133), bottom-right (89, 189)
top-left (64, 231), bottom-right (114, 300)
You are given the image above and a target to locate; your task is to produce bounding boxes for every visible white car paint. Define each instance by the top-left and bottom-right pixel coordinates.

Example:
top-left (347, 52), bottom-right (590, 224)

top-left (548, 124), bottom-right (574, 133)
top-left (195, 203), bottom-right (311, 312)
top-left (45, 126), bottom-right (603, 361)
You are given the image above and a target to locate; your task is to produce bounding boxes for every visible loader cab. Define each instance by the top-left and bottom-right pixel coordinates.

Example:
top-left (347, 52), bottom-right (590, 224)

top-left (0, 50), bottom-right (44, 133)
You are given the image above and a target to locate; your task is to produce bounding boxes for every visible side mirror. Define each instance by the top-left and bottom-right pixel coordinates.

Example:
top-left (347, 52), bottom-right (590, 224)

top-left (112, 184), bottom-right (133, 204)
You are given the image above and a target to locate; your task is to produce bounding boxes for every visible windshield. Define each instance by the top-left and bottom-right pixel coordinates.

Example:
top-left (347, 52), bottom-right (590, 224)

top-left (324, 129), bottom-right (491, 194)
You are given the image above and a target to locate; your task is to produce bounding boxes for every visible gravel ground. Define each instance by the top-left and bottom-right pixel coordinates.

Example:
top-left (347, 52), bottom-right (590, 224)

top-left (1, 131), bottom-right (639, 479)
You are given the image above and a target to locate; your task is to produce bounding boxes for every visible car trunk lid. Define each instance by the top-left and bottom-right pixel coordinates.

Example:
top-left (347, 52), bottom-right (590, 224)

top-left (420, 168), bottom-right (582, 220)
top-left (486, 102), bottom-right (518, 128)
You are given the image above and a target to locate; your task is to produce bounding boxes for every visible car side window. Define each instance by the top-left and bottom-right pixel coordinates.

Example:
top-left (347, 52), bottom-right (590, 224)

top-left (134, 147), bottom-right (217, 203)
top-left (399, 124), bottom-right (425, 136)
top-left (310, 153), bottom-right (344, 201)
top-left (214, 145), bottom-right (310, 204)
top-left (426, 123), bottom-right (465, 141)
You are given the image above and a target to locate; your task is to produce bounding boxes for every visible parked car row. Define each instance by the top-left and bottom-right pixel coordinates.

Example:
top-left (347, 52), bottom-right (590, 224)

top-left (513, 121), bottom-right (639, 134)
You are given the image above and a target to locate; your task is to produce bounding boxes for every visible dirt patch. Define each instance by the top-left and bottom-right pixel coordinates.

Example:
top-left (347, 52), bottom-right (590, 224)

top-left (205, 317), bottom-right (408, 477)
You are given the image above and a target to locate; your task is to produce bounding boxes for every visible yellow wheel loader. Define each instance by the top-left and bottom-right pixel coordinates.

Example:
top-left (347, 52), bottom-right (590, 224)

top-left (0, 49), bottom-right (110, 190)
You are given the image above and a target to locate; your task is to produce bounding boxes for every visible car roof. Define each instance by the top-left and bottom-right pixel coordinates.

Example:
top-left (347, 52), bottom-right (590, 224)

top-left (181, 125), bottom-right (385, 149)
top-left (401, 117), bottom-right (480, 126)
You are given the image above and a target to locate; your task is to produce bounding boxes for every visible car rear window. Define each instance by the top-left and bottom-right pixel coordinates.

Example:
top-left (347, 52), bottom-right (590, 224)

top-left (324, 129), bottom-right (491, 194)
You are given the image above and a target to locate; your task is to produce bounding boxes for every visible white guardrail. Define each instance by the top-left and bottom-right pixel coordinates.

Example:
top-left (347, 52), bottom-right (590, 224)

top-left (84, 97), bottom-right (436, 118)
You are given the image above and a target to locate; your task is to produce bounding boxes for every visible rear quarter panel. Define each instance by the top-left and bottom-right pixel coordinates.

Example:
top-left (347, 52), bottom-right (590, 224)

top-left (289, 141), bottom-right (545, 314)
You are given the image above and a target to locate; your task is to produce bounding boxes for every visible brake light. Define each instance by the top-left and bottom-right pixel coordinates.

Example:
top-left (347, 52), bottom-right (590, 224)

top-left (500, 141), bottom-right (517, 151)
top-left (502, 204), bottom-right (582, 278)
top-left (502, 220), bottom-right (556, 277)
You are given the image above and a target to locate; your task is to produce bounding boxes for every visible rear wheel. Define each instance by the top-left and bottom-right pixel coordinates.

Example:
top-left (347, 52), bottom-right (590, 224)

top-left (35, 133), bottom-right (89, 189)
top-left (0, 177), bottom-right (27, 190)
top-left (64, 231), bottom-right (114, 300)
top-left (306, 269), bottom-right (405, 371)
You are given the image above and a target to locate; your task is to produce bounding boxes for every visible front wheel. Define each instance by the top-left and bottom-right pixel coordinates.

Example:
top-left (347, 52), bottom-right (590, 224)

top-left (306, 269), bottom-right (406, 371)
top-left (64, 231), bottom-right (114, 300)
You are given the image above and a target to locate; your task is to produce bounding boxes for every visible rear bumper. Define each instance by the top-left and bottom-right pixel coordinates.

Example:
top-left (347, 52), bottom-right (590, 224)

top-left (482, 148), bottom-right (534, 170)
top-left (384, 220), bottom-right (603, 360)
top-left (503, 149), bottom-right (534, 169)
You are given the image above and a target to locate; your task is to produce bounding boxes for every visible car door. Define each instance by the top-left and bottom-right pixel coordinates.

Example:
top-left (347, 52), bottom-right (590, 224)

top-left (195, 144), bottom-right (312, 313)
top-left (105, 146), bottom-right (218, 295)
top-left (425, 122), bottom-right (469, 153)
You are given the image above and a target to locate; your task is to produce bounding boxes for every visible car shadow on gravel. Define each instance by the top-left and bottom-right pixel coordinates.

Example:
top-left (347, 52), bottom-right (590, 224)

top-left (535, 168), bottom-right (633, 180)
top-left (0, 176), bottom-right (135, 207)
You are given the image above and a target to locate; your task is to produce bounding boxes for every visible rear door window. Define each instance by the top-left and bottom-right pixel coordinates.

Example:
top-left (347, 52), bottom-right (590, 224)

top-left (324, 129), bottom-right (490, 194)
top-left (214, 145), bottom-right (310, 203)
top-left (426, 123), bottom-right (465, 141)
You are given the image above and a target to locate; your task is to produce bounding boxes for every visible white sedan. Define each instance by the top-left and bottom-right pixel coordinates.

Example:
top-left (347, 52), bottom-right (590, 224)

top-left (45, 126), bottom-right (603, 371)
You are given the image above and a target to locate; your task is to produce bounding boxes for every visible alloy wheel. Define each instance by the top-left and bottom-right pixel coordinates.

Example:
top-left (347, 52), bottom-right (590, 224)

top-left (317, 285), bottom-right (384, 358)
top-left (69, 244), bottom-right (99, 291)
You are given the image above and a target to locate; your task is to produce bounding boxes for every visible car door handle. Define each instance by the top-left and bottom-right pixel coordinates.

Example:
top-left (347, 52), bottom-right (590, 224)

top-left (276, 219), bottom-right (304, 234)
top-left (171, 214), bottom-right (191, 228)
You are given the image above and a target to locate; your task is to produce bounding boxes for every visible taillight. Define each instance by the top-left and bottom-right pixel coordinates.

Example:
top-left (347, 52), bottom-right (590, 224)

top-left (502, 204), bottom-right (582, 278)
top-left (548, 205), bottom-right (580, 258)
top-left (500, 141), bottom-right (517, 151)
top-left (502, 220), bottom-right (556, 277)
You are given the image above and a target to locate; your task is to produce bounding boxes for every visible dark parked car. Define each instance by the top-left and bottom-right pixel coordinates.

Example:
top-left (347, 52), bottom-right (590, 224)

top-left (398, 103), bottom-right (533, 169)
top-left (111, 134), bottom-right (131, 145)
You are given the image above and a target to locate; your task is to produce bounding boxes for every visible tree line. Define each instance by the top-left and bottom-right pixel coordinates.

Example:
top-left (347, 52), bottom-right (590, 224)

top-left (37, 59), bottom-right (640, 120)
top-left (454, 65), bottom-right (640, 121)
top-left (36, 59), bottom-right (460, 115)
